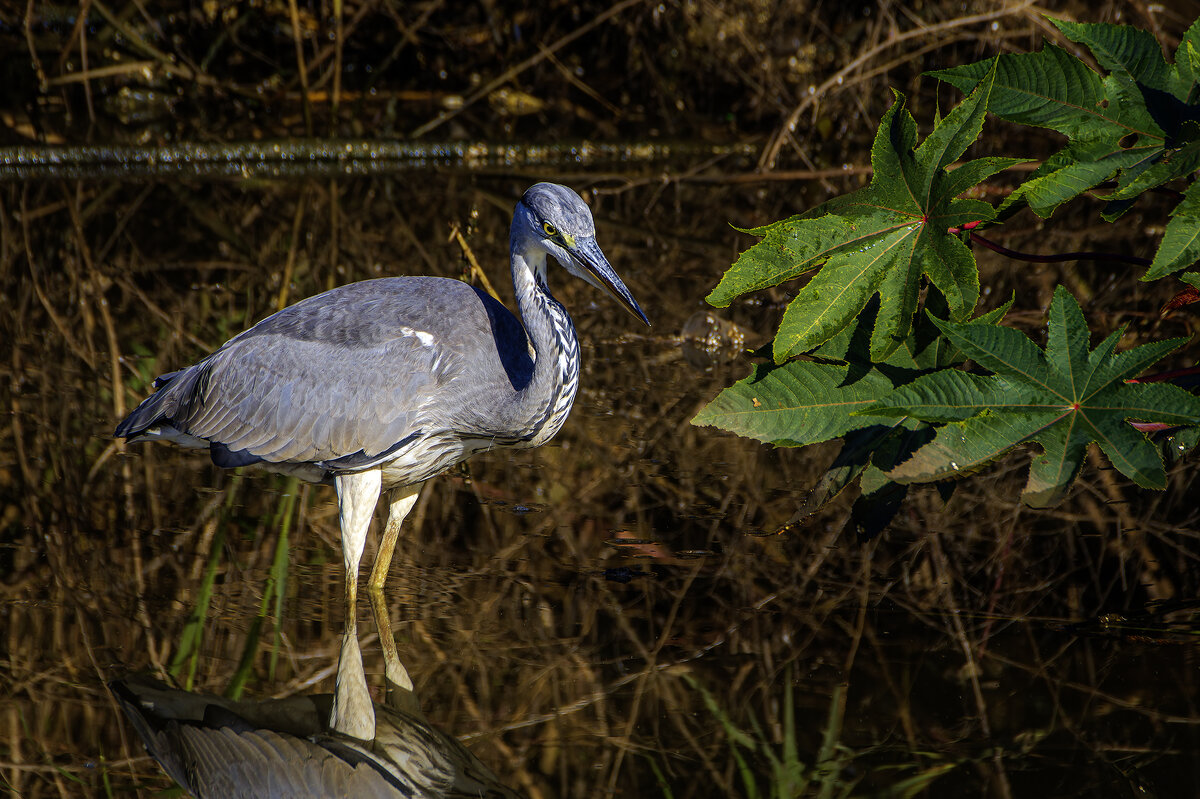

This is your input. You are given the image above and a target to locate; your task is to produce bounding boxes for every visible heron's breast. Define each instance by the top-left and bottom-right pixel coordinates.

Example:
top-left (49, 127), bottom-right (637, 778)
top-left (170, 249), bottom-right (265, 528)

top-left (377, 431), bottom-right (502, 488)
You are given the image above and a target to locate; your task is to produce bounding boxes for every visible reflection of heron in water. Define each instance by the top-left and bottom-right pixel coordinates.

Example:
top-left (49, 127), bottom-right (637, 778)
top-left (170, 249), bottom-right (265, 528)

top-left (111, 632), bottom-right (524, 798)
top-left (116, 182), bottom-right (647, 740)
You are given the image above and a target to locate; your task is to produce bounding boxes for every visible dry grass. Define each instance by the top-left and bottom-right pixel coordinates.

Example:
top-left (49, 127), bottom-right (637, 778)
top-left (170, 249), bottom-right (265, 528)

top-left (3, 1), bottom-right (1200, 797)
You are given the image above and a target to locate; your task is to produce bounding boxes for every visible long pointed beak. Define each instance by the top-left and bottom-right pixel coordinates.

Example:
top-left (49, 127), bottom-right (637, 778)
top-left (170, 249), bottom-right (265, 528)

top-left (567, 237), bottom-right (650, 326)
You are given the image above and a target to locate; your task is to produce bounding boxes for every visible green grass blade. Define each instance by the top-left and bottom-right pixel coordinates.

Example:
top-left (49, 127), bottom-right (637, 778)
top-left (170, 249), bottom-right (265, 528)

top-left (169, 475), bottom-right (242, 688)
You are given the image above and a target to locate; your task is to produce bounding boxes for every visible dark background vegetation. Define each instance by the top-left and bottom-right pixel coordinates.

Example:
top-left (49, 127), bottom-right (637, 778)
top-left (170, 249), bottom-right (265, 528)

top-left (2, 0), bottom-right (1200, 797)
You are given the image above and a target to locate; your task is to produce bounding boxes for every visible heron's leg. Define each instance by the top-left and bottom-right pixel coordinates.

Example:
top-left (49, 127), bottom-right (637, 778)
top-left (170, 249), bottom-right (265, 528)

top-left (368, 483), bottom-right (422, 713)
top-left (368, 584), bottom-right (422, 715)
top-left (368, 483), bottom-right (422, 591)
top-left (331, 625), bottom-right (374, 740)
top-left (330, 469), bottom-right (382, 741)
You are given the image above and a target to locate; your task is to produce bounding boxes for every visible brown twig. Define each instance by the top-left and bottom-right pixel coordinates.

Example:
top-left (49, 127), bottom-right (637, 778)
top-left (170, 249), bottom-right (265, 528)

top-left (448, 223), bottom-right (501, 301)
top-left (761, 1), bottom-right (1039, 169)
top-left (409, 0), bottom-right (646, 138)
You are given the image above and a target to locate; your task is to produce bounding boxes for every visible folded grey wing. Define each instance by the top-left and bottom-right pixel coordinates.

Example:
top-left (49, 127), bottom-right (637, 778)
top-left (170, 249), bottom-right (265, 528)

top-left (111, 678), bottom-right (402, 799)
top-left (370, 705), bottom-right (525, 799)
top-left (166, 725), bottom-right (412, 799)
top-left (112, 676), bottom-right (524, 799)
top-left (178, 330), bottom-right (451, 467)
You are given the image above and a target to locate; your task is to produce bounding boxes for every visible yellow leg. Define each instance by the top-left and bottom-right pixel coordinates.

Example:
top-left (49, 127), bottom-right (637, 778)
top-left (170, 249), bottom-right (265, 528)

top-left (368, 484), bottom-right (422, 712)
top-left (368, 572), bottom-right (422, 715)
top-left (368, 484), bottom-right (421, 592)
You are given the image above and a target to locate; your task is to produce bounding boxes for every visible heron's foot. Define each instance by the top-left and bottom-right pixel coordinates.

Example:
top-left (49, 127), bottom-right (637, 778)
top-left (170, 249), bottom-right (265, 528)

top-left (384, 672), bottom-right (422, 716)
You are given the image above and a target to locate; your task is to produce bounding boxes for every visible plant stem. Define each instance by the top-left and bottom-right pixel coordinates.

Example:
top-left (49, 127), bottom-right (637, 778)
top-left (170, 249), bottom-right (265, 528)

top-left (1126, 365), bottom-right (1200, 384)
top-left (968, 231), bottom-right (1151, 267)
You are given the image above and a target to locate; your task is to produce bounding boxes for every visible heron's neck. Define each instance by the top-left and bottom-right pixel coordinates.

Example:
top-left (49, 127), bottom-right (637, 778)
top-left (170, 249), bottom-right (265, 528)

top-left (511, 246), bottom-right (580, 447)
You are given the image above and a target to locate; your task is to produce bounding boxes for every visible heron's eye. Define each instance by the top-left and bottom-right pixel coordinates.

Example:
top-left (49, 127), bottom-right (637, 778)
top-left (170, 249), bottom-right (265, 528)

top-left (542, 221), bottom-right (558, 237)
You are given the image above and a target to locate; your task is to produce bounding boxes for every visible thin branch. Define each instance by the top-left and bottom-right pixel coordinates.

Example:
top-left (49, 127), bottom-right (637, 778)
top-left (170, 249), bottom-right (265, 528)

top-left (761, 1), bottom-right (1039, 169)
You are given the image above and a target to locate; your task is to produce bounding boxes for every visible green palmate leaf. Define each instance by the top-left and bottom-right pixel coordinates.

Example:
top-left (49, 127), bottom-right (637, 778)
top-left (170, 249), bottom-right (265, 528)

top-left (692, 361), bottom-right (897, 447)
top-left (796, 298), bottom-right (1014, 530)
top-left (1108, 139), bottom-right (1200, 202)
top-left (939, 157), bottom-right (1028, 200)
top-left (706, 215), bottom-right (860, 307)
top-left (764, 66), bottom-right (1019, 363)
top-left (930, 23), bottom-right (1182, 205)
top-left (1050, 19), bottom-right (1172, 90)
top-left (706, 62), bottom-right (1020, 364)
top-left (771, 219), bottom-right (921, 361)
top-left (936, 16), bottom-right (1200, 270)
top-left (796, 417), bottom-right (934, 525)
top-left (1145, 179), bottom-right (1200, 279)
top-left (813, 292), bottom-right (1011, 371)
top-left (1179, 21), bottom-right (1200, 100)
top-left (930, 44), bottom-right (1159, 140)
top-left (798, 423), bottom-right (901, 514)
top-left (999, 140), bottom-right (1148, 218)
top-left (866, 286), bottom-right (1200, 507)
top-left (810, 293), bottom-right (1017, 403)
top-left (933, 42), bottom-right (1166, 217)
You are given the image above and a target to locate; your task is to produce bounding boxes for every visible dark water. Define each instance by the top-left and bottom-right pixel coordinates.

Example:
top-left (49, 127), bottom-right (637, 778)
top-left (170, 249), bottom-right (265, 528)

top-left (5, 169), bottom-right (1199, 799)
top-left (4, 2), bottom-right (1200, 798)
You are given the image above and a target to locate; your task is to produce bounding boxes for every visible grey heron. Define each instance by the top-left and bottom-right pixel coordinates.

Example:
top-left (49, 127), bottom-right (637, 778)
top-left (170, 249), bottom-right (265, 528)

top-left (111, 631), bottom-right (524, 798)
top-left (116, 183), bottom-right (648, 739)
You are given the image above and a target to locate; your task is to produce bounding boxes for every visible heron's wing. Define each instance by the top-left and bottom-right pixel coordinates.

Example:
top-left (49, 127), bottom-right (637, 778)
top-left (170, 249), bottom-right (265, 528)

top-left (117, 276), bottom-right (535, 468)
top-left (169, 277), bottom-right (500, 466)
top-left (112, 678), bottom-right (400, 799)
top-left (369, 705), bottom-right (525, 798)
top-left (112, 677), bottom-right (523, 799)
top-left (170, 725), bottom-right (410, 799)
top-left (181, 330), bottom-right (446, 465)
top-left (110, 676), bottom-right (329, 735)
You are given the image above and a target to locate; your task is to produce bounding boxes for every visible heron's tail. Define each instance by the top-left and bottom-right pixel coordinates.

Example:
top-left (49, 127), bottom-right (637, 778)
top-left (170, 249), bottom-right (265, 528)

top-left (114, 364), bottom-right (210, 439)
top-left (109, 678), bottom-right (197, 795)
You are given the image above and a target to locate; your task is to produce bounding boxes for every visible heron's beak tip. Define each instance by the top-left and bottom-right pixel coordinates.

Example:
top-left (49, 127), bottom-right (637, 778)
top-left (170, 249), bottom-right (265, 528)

top-left (571, 239), bottom-right (649, 328)
top-left (611, 284), bottom-right (649, 328)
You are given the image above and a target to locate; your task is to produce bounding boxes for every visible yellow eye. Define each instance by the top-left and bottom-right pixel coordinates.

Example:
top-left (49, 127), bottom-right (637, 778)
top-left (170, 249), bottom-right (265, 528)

top-left (542, 221), bottom-right (557, 237)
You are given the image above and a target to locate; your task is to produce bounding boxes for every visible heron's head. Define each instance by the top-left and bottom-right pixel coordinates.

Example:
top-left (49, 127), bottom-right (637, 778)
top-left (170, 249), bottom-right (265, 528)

top-left (513, 183), bottom-right (649, 326)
